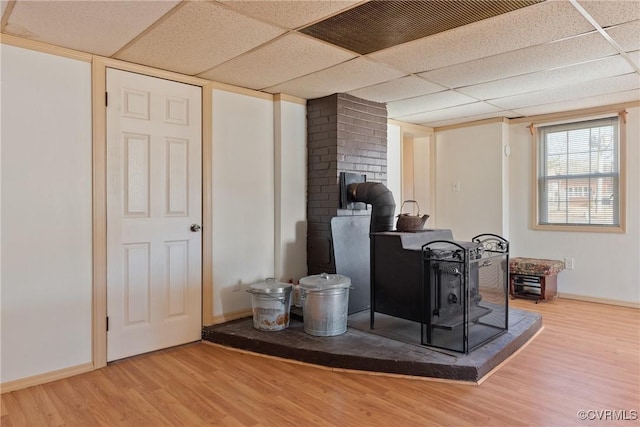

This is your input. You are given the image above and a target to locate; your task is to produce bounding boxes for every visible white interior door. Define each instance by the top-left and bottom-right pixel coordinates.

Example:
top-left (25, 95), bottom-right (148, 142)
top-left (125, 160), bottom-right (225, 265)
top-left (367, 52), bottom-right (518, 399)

top-left (106, 68), bottom-right (202, 362)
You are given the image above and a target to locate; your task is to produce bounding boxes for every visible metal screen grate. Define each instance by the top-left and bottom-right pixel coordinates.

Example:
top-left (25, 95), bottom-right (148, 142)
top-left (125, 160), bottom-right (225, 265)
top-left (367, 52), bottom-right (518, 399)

top-left (300, 0), bottom-right (544, 55)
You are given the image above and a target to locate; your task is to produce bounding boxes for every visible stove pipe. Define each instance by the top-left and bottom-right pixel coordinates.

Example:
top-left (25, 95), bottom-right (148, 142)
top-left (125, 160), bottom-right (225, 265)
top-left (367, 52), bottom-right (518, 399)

top-left (348, 182), bottom-right (396, 233)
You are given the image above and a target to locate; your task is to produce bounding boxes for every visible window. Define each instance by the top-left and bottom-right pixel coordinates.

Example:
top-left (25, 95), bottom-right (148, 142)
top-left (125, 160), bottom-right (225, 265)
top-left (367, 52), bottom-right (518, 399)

top-left (536, 115), bottom-right (624, 231)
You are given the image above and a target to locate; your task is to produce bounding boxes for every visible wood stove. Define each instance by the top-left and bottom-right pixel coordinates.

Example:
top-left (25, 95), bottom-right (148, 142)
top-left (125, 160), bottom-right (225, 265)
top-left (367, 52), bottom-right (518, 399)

top-left (370, 229), bottom-right (454, 324)
top-left (370, 231), bottom-right (509, 354)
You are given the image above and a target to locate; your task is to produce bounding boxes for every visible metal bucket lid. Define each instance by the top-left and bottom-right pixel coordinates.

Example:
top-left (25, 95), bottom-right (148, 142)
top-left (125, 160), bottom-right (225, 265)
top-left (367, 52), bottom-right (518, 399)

top-left (249, 278), bottom-right (292, 294)
top-left (299, 272), bottom-right (351, 290)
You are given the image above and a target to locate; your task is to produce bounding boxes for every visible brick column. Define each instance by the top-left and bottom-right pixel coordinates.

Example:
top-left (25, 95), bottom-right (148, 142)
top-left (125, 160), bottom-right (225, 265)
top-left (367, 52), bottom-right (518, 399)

top-left (307, 94), bottom-right (387, 274)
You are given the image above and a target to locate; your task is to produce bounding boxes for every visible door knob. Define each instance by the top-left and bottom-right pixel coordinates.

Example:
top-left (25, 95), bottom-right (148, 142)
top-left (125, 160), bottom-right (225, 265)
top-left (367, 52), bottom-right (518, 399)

top-left (190, 224), bottom-right (201, 232)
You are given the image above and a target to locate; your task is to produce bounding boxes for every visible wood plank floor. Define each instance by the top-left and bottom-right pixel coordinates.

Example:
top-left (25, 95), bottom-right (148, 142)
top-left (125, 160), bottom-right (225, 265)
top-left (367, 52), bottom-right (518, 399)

top-left (2, 298), bottom-right (639, 426)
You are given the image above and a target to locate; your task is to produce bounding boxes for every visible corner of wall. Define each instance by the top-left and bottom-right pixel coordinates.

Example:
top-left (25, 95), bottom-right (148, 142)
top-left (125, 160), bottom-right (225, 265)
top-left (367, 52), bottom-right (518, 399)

top-left (501, 121), bottom-right (510, 241)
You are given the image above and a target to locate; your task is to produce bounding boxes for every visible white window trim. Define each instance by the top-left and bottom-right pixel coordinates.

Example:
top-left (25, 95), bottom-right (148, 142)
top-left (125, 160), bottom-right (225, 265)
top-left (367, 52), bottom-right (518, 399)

top-left (531, 111), bottom-right (627, 233)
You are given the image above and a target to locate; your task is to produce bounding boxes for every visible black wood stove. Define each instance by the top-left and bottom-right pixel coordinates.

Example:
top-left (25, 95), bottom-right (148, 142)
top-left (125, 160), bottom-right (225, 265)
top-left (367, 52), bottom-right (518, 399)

top-left (337, 177), bottom-right (509, 354)
top-left (370, 230), bottom-right (509, 354)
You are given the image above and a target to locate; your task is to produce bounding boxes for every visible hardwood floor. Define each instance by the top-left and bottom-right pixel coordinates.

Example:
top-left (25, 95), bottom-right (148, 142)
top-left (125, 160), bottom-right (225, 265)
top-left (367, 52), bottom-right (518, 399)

top-left (2, 298), bottom-right (639, 426)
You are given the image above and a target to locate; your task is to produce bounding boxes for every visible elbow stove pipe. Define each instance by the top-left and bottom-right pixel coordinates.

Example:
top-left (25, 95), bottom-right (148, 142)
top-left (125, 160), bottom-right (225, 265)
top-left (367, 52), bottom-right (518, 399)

top-left (347, 182), bottom-right (396, 233)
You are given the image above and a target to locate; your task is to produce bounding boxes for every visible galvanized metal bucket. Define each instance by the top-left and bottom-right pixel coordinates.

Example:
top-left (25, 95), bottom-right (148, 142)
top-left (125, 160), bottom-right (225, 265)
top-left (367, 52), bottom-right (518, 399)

top-left (247, 279), bottom-right (292, 331)
top-left (299, 273), bottom-right (351, 337)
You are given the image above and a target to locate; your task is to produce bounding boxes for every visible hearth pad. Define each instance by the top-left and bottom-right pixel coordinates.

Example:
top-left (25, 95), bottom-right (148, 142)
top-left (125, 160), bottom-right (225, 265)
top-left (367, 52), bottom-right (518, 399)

top-left (202, 308), bottom-right (541, 383)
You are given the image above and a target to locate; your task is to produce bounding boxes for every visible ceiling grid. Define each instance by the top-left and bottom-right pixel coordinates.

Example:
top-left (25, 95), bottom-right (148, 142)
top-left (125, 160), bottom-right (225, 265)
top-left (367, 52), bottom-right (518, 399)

top-left (1, 0), bottom-right (638, 127)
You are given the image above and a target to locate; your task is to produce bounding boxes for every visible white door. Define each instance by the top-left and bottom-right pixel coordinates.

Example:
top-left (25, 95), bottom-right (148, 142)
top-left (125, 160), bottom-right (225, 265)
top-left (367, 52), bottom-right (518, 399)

top-left (106, 68), bottom-right (202, 362)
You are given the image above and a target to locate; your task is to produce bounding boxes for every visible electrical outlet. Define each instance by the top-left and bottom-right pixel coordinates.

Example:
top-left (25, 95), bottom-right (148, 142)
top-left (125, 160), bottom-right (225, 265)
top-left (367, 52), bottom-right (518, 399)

top-left (564, 258), bottom-right (574, 270)
top-left (452, 180), bottom-right (461, 192)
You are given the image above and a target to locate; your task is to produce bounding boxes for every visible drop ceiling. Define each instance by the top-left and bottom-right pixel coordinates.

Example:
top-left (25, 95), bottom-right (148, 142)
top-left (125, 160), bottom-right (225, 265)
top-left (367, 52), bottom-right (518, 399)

top-left (2, 0), bottom-right (639, 128)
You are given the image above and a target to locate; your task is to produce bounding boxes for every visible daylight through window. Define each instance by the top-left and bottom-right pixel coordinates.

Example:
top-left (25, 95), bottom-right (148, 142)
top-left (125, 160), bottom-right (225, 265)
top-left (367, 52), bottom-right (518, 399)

top-left (537, 116), bottom-right (620, 228)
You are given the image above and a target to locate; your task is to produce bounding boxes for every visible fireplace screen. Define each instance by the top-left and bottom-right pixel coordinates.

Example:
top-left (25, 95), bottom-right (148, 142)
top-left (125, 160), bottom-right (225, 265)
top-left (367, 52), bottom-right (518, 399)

top-left (421, 234), bottom-right (509, 353)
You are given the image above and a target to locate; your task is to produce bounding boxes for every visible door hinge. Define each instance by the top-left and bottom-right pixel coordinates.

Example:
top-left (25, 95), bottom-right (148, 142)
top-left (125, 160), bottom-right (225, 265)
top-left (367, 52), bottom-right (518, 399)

top-left (105, 92), bottom-right (108, 107)
top-left (106, 316), bottom-right (109, 332)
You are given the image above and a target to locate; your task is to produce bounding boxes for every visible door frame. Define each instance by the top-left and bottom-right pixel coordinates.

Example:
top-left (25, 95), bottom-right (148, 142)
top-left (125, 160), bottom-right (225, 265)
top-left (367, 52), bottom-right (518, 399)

top-left (92, 57), bottom-right (213, 368)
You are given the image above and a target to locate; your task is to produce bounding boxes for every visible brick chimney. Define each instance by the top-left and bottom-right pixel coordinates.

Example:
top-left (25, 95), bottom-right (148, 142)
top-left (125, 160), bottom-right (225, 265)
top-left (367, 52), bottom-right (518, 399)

top-left (306, 93), bottom-right (388, 274)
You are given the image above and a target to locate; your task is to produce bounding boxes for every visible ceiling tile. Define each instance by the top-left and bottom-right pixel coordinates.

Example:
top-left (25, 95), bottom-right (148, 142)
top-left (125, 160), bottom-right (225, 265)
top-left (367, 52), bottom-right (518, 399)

top-left (606, 20), bottom-right (640, 52)
top-left (393, 102), bottom-right (502, 124)
top-left (219, 0), bottom-right (361, 29)
top-left (198, 33), bottom-right (356, 90)
top-left (490, 73), bottom-right (640, 110)
top-left (512, 89), bottom-right (640, 116)
top-left (264, 57), bottom-right (406, 99)
top-left (5, 0), bottom-right (180, 56)
top-left (419, 31), bottom-right (616, 88)
top-left (457, 55), bottom-right (634, 100)
top-left (116, 1), bottom-right (285, 75)
top-left (347, 76), bottom-right (446, 103)
top-left (577, 1), bottom-right (640, 27)
top-left (368, 1), bottom-right (593, 74)
top-left (386, 90), bottom-right (477, 118)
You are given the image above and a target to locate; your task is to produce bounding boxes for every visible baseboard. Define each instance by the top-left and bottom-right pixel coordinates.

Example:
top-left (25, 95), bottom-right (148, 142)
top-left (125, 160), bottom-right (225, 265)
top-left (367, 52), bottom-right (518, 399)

top-left (558, 293), bottom-right (640, 309)
top-left (210, 308), bottom-right (253, 325)
top-left (1, 362), bottom-right (94, 394)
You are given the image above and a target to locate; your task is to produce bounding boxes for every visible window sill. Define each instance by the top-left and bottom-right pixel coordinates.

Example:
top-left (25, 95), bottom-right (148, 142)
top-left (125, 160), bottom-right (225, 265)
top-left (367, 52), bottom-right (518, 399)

top-left (531, 223), bottom-right (625, 233)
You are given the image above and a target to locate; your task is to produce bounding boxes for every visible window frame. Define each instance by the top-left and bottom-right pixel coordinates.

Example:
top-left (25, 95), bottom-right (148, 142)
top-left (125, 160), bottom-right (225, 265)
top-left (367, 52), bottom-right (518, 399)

top-left (531, 111), bottom-right (627, 233)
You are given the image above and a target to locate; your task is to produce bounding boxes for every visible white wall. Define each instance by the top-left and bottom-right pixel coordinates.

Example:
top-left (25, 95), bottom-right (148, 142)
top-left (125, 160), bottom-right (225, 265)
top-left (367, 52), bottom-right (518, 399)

top-left (1, 45), bottom-right (93, 382)
top-left (508, 108), bottom-right (640, 304)
top-left (274, 98), bottom-right (307, 283)
top-left (387, 123), bottom-right (402, 217)
top-left (211, 90), bottom-right (275, 318)
top-left (432, 112), bottom-right (639, 304)
top-left (399, 131), bottom-right (433, 225)
top-left (412, 136), bottom-right (432, 224)
top-left (501, 124), bottom-right (510, 241)
top-left (0, 45), bottom-right (306, 384)
top-left (401, 134), bottom-right (414, 204)
top-left (434, 122), bottom-right (506, 241)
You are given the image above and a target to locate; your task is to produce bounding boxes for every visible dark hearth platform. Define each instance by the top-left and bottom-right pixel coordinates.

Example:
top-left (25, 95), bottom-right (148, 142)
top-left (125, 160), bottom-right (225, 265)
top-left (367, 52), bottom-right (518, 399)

top-left (202, 308), bottom-right (542, 382)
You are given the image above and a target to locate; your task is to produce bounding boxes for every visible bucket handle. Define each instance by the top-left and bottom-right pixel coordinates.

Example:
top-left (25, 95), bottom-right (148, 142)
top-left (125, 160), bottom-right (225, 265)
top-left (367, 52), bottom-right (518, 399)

top-left (300, 273), bottom-right (352, 299)
top-left (246, 288), bottom-right (287, 305)
top-left (300, 285), bottom-right (354, 300)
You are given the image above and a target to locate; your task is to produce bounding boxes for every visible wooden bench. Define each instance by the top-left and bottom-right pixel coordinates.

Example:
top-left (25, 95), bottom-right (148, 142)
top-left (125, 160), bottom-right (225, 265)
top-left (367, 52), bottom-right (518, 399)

top-left (509, 257), bottom-right (565, 303)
